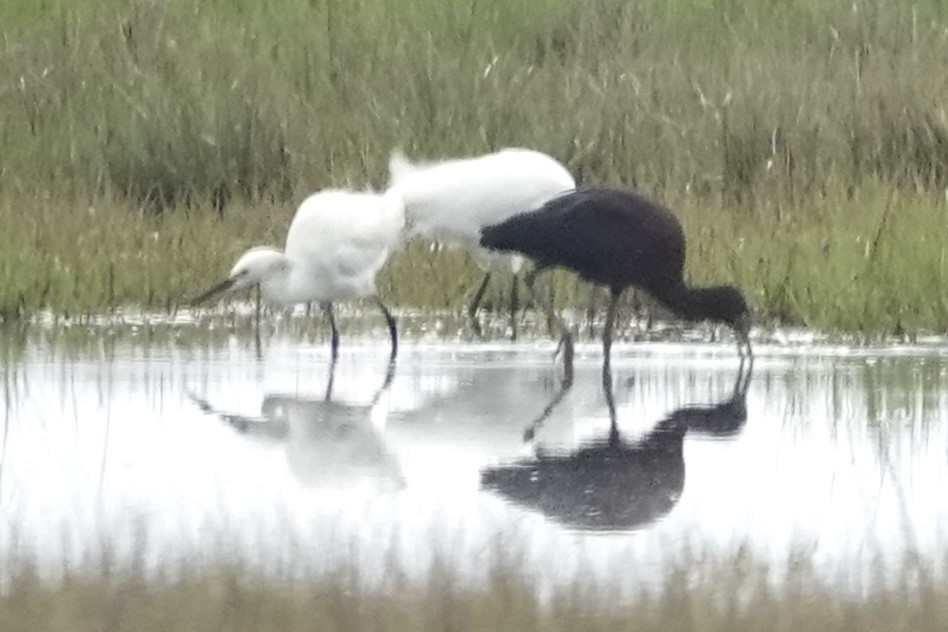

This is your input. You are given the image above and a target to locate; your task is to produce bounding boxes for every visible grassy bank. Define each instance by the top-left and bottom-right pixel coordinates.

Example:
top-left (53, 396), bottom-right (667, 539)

top-left (1, 543), bottom-right (945, 632)
top-left (2, 184), bottom-right (944, 335)
top-left (1, 0), bottom-right (947, 332)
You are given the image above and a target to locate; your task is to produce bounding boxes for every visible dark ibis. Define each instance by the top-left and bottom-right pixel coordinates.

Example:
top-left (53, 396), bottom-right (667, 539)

top-left (480, 186), bottom-right (752, 384)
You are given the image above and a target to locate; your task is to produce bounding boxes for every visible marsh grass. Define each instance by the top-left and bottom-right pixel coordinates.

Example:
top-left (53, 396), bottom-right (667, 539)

top-left (4, 0), bottom-right (948, 200)
top-left (1, 0), bottom-right (947, 331)
top-left (2, 185), bottom-right (944, 335)
top-left (0, 538), bottom-right (945, 632)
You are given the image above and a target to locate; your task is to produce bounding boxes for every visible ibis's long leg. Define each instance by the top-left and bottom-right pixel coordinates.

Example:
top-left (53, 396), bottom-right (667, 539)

top-left (526, 265), bottom-right (573, 385)
top-left (602, 288), bottom-right (623, 421)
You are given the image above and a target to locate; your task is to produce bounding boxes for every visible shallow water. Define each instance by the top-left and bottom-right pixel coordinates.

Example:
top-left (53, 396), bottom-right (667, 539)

top-left (1, 319), bottom-right (947, 594)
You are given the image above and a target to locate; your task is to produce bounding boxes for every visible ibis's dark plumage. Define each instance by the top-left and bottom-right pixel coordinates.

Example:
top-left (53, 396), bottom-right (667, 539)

top-left (480, 187), bottom-right (752, 379)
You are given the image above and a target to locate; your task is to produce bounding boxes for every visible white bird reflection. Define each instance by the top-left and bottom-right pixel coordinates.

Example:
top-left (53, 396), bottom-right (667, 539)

top-left (388, 364), bottom-right (581, 464)
top-left (190, 360), bottom-right (403, 492)
top-left (481, 358), bottom-right (754, 532)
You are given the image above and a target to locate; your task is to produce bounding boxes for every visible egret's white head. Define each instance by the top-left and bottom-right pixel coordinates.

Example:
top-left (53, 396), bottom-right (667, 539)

top-left (228, 248), bottom-right (289, 288)
top-left (191, 247), bottom-right (288, 305)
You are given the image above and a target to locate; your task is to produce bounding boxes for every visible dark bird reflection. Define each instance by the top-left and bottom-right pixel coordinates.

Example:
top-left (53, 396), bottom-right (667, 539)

top-left (190, 360), bottom-right (403, 491)
top-left (480, 358), bottom-right (753, 532)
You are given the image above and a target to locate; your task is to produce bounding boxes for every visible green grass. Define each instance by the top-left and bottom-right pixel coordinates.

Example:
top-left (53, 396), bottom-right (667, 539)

top-left (1, 184), bottom-right (944, 335)
top-left (1, 0), bottom-right (947, 332)
top-left (1, 540), bottom-right (945, 632)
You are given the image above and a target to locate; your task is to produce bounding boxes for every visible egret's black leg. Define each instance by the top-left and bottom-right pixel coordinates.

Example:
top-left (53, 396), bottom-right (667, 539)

top-left (375, 297), bottom-right (398, 360)
top-left (508, 273), bottom-right (520, 341)
top-left (467, 271), bottom-right (492, 338)
top-left (602, 288), bottom-right (622, 399)
top-left (253, 284), bottom-right (263, 360)
top-left (322, 302), bottom-right (339, 361)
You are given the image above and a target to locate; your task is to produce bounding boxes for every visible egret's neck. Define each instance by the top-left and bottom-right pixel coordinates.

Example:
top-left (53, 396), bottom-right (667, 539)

top-left (257, 255), bottom-right (304, 306)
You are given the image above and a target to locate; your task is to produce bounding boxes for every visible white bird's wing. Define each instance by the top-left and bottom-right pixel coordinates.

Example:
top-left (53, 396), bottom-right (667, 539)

top-left (284, 190), bottom-right (405, 296)
top-left (388, 150), bottom-right (418, 182)
top-left (390, 149), bottom-right (576, 244)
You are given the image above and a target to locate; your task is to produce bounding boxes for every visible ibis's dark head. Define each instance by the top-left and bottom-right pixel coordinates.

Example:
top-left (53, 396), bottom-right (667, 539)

top-left (654, 283), bottom-right (753, 356)
top-left (704, 285), bottom-right (752, 346)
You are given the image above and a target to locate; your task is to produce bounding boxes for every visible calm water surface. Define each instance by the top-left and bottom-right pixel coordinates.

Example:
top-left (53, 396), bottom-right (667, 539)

top-left (1, 322), bottom-right (947, 593)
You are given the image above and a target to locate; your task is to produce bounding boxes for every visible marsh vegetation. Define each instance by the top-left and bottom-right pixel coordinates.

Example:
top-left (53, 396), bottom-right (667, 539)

top-left (3, 0), bottom-right (948, 619)
top-left (1, 542), bottom-right (946, 632)
top-left (0, 0), bottom-right (946, 332)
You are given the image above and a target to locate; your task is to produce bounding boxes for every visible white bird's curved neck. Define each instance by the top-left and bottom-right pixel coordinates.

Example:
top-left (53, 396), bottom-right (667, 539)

top-left (256, 255), bottom-right (305, 306)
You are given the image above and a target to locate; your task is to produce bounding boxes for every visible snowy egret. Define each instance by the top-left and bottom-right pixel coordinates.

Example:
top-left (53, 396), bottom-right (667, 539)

top-left (192, 189), bottom-right (404, 359)
top-left (480, 187), bottom-right (752, 384)
top-left (388, 148), bottom-right (576, 336)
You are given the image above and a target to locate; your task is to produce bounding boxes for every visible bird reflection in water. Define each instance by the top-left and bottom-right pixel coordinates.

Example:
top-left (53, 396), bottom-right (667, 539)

top-left (481, 358), bottom-right (753, 532)
top-left (190, 360), bottom-right (403, 491)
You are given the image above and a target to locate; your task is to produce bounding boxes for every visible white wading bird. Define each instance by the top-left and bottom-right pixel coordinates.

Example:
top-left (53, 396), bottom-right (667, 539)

top-left (192, 189), bottom-right (405, 360)
top-left (387, 148), bottom-right (576, 336)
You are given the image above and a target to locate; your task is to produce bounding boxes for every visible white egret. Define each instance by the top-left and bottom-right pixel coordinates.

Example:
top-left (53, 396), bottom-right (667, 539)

top-left (387, 148), bottom-right (576, 336)
top-left (192, 189), bottom-right (405, 359)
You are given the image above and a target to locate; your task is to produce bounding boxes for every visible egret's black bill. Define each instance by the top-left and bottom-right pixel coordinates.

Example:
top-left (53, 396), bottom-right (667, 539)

top-left (190, 277), bottom-right (236, 306)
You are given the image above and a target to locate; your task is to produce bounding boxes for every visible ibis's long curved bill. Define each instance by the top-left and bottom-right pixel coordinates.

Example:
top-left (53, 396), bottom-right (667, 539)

top-left (191, 277), bottom-right (236, 306)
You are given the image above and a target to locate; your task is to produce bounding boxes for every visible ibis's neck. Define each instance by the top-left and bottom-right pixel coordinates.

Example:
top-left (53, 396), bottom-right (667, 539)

top-left (650, 282), bottom-right (718, 323)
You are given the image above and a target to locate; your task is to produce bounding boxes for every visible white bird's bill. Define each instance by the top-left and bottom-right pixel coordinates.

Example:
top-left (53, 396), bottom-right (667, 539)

top-left (190, 275), bottom-right (239, 305)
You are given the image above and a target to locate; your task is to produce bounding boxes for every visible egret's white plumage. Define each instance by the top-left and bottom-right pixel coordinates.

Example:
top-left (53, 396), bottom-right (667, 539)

top-left (193, 189), bottom-right (404, 358)
top-left (387, 148), bottom-right (576, 333)
top-left (389, 148), bottom-right (576, 268)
